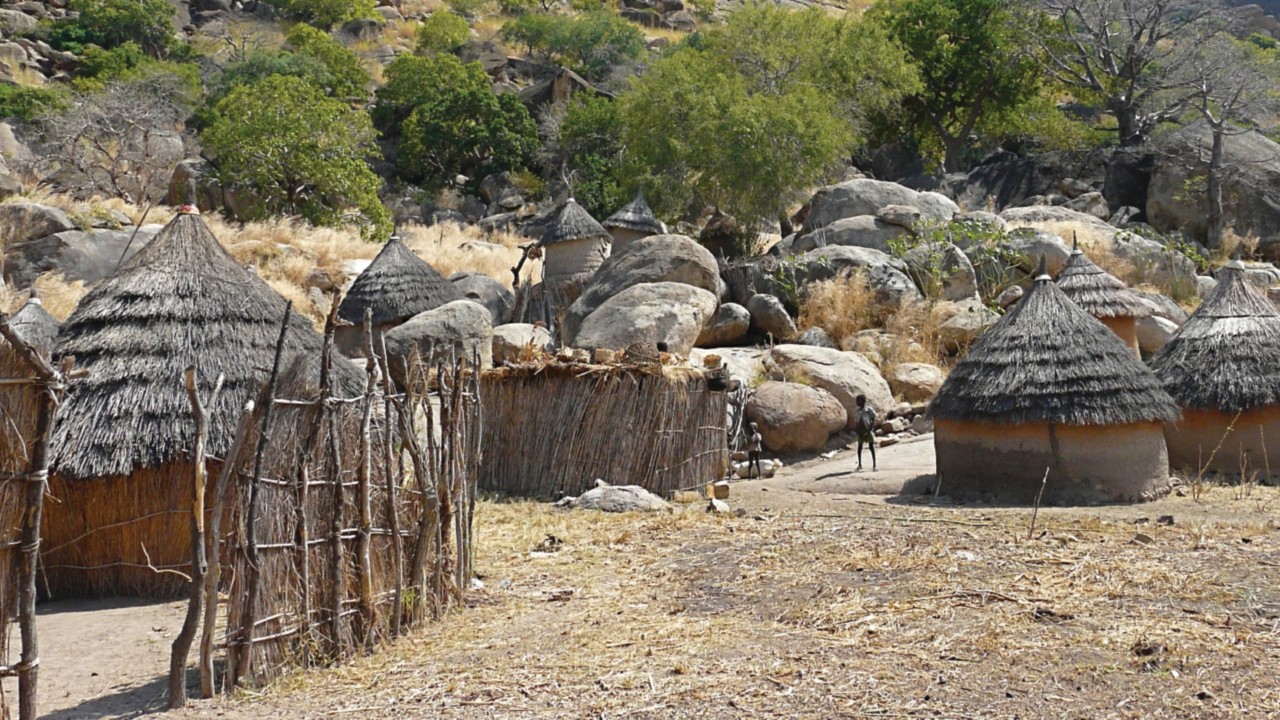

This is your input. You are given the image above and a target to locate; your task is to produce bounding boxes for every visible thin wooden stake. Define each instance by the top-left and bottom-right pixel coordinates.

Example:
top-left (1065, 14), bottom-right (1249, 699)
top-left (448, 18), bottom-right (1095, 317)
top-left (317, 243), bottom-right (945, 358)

top-left (322, 297), bottom-right (347, 660)
top-left (232, 302), bottom-right (292, 689)
top-left (170, 368), bottom-right (224, 709)
top-left (376, 336), bottom-right (404, 638)
top-left (1028, 467), bottom-right (1050, 541)
top-left (356, 310), bottom-right (377, 651)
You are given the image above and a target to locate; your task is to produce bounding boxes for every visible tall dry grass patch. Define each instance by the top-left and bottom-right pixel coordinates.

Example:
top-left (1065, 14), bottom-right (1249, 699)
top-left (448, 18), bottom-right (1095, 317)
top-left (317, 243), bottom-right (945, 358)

top-left (0, 273), bottom-right (87, 320)
top-left (795, 270), bottom-right (877, 346)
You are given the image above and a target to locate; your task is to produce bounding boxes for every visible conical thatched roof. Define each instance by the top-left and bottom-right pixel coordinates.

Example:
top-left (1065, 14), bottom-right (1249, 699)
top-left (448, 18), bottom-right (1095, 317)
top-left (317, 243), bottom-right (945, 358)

top-left (930, 263), bottom-right (1179, 426)
top-left (337, 234), bottom-right (460, 326)
top-left (51, 211), bottom-right (364, 479)
top-left (603, 192), bottom-right (664, 235)
top-left (539, 198), bottom-right (609, 247)
top-left (1149, 262), bottom-right (1280, 412)
top-left (1056, 245), bottom-right (1151, 318)
top-left (10, 290), bottom-right (59, 357)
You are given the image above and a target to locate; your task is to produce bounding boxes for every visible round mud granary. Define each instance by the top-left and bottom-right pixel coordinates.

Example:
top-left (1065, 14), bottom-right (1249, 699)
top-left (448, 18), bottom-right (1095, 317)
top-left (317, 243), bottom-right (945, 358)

top-left (602, 191), bottom-right (665, 253)
top-left (929, 263), bottom-right (1179, 504)
top-left (1149, 261), bottom-right (1280, 478)
top-left (1055, 240), bottom-right (1151, 357)
top-left (538, 198), bottom-right (612, 285)
top-left (334, 233), bottom-right (461, 357)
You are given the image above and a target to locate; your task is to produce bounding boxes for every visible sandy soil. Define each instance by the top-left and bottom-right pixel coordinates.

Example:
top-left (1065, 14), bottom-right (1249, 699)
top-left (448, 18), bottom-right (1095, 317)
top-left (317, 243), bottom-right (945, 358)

top-left (19, 436), bottom-right (1280, 719)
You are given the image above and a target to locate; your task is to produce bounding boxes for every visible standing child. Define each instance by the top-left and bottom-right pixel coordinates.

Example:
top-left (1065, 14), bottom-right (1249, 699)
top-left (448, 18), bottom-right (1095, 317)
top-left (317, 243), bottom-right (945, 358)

top-left (854, 394), bottom-right (877, 471)
top-left (747, 422), bottom-right (764, 478)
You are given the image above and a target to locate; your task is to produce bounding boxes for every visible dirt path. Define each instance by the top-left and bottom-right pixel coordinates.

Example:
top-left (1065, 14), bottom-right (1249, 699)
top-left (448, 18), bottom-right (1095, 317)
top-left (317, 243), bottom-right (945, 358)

top-left (2, 598), bottom-right (184, 719)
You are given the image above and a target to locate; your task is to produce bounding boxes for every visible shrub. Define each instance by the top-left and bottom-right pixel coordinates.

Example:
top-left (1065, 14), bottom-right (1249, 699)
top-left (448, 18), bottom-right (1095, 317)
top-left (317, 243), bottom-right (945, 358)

top-left (0, 84), bottom-right (65, 122)
top-left (415, 12), bottom-right (470, 55)
top-left (500, 11), bottom-right (644, 81)
top-left (201, 75), bottom-right (391, 239)
top-left (48, 0), bottom-right (177, 56)
top-left (446, 0), bottom-right (487, 20)
top-left (262, 0), bottom-right (377, 29)
top-left (285, 23), bottom-right (371, 98)
top-left (550, 94), bottom-right (627, 218)
top-left (72, 42), bottom-right (201, 97)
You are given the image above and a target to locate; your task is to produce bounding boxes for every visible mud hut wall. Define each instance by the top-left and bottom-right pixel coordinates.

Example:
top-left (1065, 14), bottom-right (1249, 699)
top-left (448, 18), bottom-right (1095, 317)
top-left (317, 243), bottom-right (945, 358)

top-left (934, 419), bottom-right (1171, 504)
top-left (41, 460), bottom-right (218, 599)
top-left (479, 368), bottom-right (729, 499)
top-left (334, 323), bottom-right (396, 359)
top-left (607, 228), bottom-right (651, 254)
top-left (543, 237), bottom-right (610, 283)
top-left (1098, 316), bottom-right (1140, 358)
top-left (1164, 405), bottom-right (1280, 478)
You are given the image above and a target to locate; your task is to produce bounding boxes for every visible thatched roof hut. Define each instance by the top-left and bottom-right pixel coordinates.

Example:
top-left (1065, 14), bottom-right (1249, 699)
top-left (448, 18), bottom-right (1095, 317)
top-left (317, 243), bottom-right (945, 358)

top-left (1056, 242), bottom-right (1150, 356)
top-left (930, 260), bottom-right (1178, 504)
top-left (538, 198), bottom-right (611, 284)
top-left (1150, 261), bottom-right (1280, 476)
top-left (43, 209), bottom-right (363, 598)
top-left (481, 361), bottom-right (728, 499)
top-left (334, 233), bottom-right (461, 356)
top-left (602, 192), bottom-right (665, 251)
top-left (10, 290), bottom-right (59, 358)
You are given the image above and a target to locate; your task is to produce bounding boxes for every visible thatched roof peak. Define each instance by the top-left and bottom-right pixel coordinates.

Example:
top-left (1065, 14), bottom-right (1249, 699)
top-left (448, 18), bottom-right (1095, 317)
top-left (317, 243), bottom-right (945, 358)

top-left (539, 198), bottom-right (609, 247)
top-left (336, 233), bottom-right (460, 327)
top-left (1056, 246), bottom-right (1151, 319)
top-left (603, 192), bottom-right (665, 235)
top-left (930, 272), bottom-right (1178, 426)
top-left (10, 292), bottom-right (59, 358)
top-left (1150, 264), bottom-right (1280, 412)
top-left (51, 212), bottom-right (363, 479)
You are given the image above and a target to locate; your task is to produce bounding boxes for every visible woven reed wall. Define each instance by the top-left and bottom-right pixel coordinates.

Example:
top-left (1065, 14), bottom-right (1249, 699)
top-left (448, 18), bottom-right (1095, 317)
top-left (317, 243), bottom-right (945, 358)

top-left (479, 364), bottom-right (728, 499)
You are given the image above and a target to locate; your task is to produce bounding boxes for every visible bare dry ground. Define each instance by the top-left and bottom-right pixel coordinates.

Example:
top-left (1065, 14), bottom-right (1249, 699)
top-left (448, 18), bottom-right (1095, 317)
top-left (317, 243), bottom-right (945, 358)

top-left (154, 439), bottom-right (1280, 720)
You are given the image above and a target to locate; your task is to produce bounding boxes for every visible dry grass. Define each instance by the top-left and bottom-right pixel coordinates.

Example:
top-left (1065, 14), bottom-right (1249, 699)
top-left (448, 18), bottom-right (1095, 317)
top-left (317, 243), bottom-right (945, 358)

top-left (795, 269), bottom-right (877, 346)
top-left (3, 194), bottom-right (535, 325)
top-left (173, 480), bottom-right (1280, 720)
top-left (0, 273), bottom-right (88, 320)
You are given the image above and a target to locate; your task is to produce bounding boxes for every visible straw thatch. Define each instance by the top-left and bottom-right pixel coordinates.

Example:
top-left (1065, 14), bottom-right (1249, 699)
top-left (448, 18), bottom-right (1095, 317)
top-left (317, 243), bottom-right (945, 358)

top-left (603, 192), bottom-right (665, 236)
top-left (10, 291), bottom-right (59, 358)
top-left (50, 211), bottom-right (362, 480)
top-left (480, 361), bottom-right (728, 498)
top-left (1149, 262), bottom-right (1280, 412)
top-left (336, 234), bottom-right (460, 327)
top-left (539, 198), bottom-right (610, 247)
top-left (1056, 246), bottom-right (1151, 318)
top-left (931, 267), bottom-right (1179, 426)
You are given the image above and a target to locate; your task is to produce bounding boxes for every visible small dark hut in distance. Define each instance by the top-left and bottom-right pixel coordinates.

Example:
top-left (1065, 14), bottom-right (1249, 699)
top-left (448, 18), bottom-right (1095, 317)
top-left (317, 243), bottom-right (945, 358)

top-left (480, 360), bottom-right (728, 499)
top-left (44, 209), bottom-right (364, 598)
top-left (1150, 261), bottom-right (1280, 477)
top-left (10, 288), bottom-right (60, 358)
top-left (1055, 241), bottom-right (1150, 357)
top-left (538, 198), bottom-right (612, 285)
top-left (335, 233), bottom-right (461, 356)
top-left (930, 260), bottom-right (1179, 504)
top-left (602, 192), bottom-right (665, 252)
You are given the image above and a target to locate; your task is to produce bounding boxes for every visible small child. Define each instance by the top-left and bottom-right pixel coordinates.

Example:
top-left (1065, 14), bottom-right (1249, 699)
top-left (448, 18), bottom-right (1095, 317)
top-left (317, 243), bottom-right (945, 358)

top-left (853, 394), bottom-right (877, 471)
top-left (747, 422), bottom-right (763, 478)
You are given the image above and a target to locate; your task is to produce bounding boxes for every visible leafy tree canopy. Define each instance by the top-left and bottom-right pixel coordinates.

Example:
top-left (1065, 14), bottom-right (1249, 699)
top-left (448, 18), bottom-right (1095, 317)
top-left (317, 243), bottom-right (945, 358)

top-left (46, 0), bottom-right (178, 57)
top-left (261, 0), bottom-right (376, 30)
top-left (500, 11), bottom-right (645, 81)
top-left (416, 11), bottom-right (471, 54)
top-left (284, 23), bottom-right (372, 99)
top-left (201, 75), bottom-right (391, 239)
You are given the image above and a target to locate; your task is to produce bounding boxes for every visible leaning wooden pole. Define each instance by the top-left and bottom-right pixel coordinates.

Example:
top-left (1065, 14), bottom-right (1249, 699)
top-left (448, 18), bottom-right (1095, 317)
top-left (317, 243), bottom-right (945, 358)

top-left (356, 311), bottom-right (377, 652)
top-left (170, 368), bottom-right (224, 709)
top-left (375, 337), bottom-right (404, 638)
top-left (321, 298), bottom-right (348, 660)
top-left (231, 303), bottom-right (292, 689)
top-left (0, 315), bottom-right (71, 720)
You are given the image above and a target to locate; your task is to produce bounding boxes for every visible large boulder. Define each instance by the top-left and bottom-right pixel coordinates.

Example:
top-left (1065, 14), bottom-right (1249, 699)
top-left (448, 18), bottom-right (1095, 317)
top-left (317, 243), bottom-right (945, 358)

top-left (384, 300), bottom-right (494, 384)
top-left (1134, 290), bottom-right (1188, 325)
top-left (902, 242), bottom-right (978, 301)
top-left (570, 282), bottom-right (718, 356)
top-left (556, 480), bottom-right (670, 512)
top-left (1005, 228), bottom-right (1072, 275)
top-left (696, 302), bottom-right (751, 348)
top-left (746, 381), bottom-right (846, 454)
top-left (804, 179), bottom-right (958, 231)
top-left (1110, 231), bottom-right (1197, 290)
top-left (767, 344), bottom-right (894, 429)
top-left (564, 234), bottom-right (718, 341)
top-left (938, 297), bottom-right (999, 352)
top-left (492, 323), bottom-right (553, 365)
top-left (793, 215), bottom-right (909, 253)
top-left (1148, 121), bottom-right (1280, 259)
top-left (747, 293), bottom-right (796, 340)
top-left (450, 272), bottom-right (514, 326)
top-left (1001, 204), bottom-right (1115, 230)
top-left (0, 201), bottom-right (75, 248)
top-left (890, 363), bottom-right (945, 402)
top-left (5, 225), bottom-right (161, 287)
top-left (1136, 315), bottom-right (1179, 356)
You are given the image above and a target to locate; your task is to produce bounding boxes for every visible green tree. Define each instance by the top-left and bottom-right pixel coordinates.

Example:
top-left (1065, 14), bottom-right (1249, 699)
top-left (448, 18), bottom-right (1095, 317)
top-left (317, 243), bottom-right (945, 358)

top-left (394, 56), bottom-right (538, 188)
top-left (617, 4), bottom-right (917, 229)
top-left (868, 0), bottom-right (1040, 171)
top-left (548, 95), bottom-right (627, 218)
top-left (263, 0), bottom-right (376, 29)
top-left (48, 0), bottom-right (177, 56)
top-left (0, 85), bottom-right (65, 122)
top-left (500, 11), bottom-right (644, 81)
top-left (201, 75), bottom-right (391, 239)
top-left (72, 42), bottom-right (201, 96)
top-left (415, 12), bottom-right (471, 54)
top-left (285, 23), bottom-right (371, 98)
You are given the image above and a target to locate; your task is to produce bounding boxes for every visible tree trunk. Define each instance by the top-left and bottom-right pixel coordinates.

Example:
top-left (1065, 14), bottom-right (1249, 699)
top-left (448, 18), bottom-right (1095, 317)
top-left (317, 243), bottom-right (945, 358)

top-left (942, 136), bottom-right (966, 174)
top-left (1114, 103), bottom-right (1143, 147)
top-left (1206, 125), bottom-right (1227, 249)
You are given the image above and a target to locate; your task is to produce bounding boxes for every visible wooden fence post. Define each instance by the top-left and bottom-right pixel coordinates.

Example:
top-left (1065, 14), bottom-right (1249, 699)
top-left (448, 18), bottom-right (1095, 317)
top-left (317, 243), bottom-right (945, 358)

top-left (356, 311), bottom-right (377, 651)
